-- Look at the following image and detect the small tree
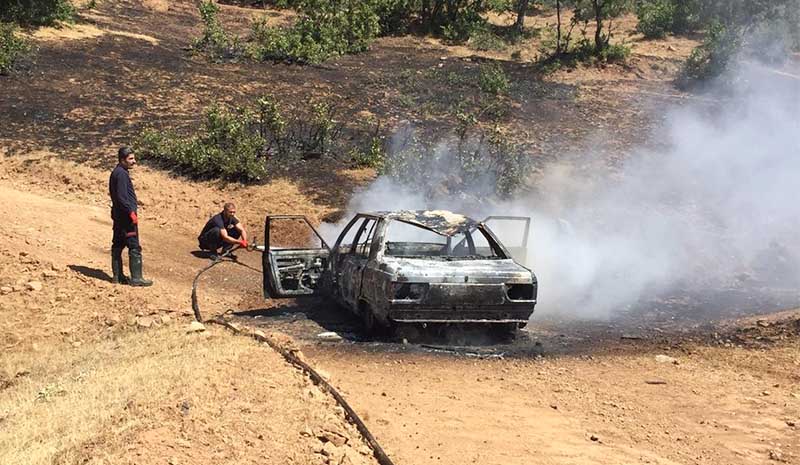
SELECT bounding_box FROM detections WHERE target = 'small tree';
[513,0,531,34]
[573,0,630,52]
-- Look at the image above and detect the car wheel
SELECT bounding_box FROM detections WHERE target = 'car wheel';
[361,303,377,335]
[490,323,519,342]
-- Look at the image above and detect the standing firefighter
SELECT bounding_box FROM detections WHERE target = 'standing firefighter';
[109,146,153,287]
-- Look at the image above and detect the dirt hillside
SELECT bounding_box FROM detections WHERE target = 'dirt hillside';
[1,1,798,465]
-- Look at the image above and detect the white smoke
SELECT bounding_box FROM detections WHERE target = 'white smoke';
[324,58,800,320]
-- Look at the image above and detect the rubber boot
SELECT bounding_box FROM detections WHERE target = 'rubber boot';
[111,248,129,285]
[128,249,153,287]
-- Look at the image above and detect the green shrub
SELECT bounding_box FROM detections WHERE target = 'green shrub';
[0,0,75,25]
[441,7,485,43]
[600,42,631,62]
[350,136,385,169]
[636,0,676,38]
[469,26,507,51]
[137,95,348,181]
[682,22,740,83]
[249,0,380,63]
[478,64,510,94]
[0,22,30,75]
[193,1,243,61]
[137,105,269,181]
[381,128,531,199]
[371,0,417,35]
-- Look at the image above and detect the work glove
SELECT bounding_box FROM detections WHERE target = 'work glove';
[239,239,248,248]
[130,211,138,225]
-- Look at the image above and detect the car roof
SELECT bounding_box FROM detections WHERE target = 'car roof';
[361,210,479,236]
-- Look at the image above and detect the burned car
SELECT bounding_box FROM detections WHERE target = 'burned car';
[262,210,537,334]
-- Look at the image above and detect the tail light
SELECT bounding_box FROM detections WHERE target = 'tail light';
[393,282,429,300]
[505,283,534,300]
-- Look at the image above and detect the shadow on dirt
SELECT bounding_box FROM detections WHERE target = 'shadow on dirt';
[68,264,112,282]
[235,298,541,348]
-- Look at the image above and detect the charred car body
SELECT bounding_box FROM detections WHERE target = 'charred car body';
[262,210,537,334]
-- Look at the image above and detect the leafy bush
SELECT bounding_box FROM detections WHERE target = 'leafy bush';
[599,42,631,62]
[0,0,74,25]
[137,95,346,181]
[0,22,30,75]
[249,0,380,63]
[682,22,740,83]
[193,1,243,61]
[371,0,417,35]
[636,0,677,38]
[478,64,510,94]
[137,105,269,182]
[469,26,508,51]
[350,136,386,169]
[441,7,485,43]
[381,127,531,199]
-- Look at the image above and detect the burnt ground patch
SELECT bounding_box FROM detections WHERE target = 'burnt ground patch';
[0,1,687,213]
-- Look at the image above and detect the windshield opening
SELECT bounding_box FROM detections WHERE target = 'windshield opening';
[384,220,503,259]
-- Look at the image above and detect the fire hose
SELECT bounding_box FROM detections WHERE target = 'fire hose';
[190,244,397,465]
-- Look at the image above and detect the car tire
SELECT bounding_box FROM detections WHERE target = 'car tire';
[490,323,519,342]
[361,302,377,335]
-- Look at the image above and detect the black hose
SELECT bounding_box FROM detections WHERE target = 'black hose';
[189,250,398,465]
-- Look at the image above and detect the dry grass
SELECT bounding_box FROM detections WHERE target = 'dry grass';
[0,326,252,464]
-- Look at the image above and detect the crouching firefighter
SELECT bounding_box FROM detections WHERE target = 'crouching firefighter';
[109,146,153,287]
[198,203,248,260]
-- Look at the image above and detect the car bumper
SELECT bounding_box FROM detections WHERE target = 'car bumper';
[388,304,535,324]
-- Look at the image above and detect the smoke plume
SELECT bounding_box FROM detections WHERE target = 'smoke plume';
[327,58,800,320]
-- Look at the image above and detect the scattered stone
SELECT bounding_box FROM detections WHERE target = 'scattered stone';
[105,315,121,327]
[769,449,786,462]
[317,331,343,341]
[159,314,171,325]
[11,285,24,292]
[655,354,678,365]
[550,404,558,410]
[317,429,348,447]
[42,270,58,278]
[252,329,266,339]
[187,321,206,333]
[590,434,599,442]
[762,390,770,396]
[0,286,12,295]
[136,316,155,328]
[786,420,796,427]
[321,441,342,459]
[26,281,43,292]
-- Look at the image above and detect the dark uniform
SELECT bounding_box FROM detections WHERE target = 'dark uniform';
[109,164,140,254]
[198,212,241,252]
[109,162,151,286]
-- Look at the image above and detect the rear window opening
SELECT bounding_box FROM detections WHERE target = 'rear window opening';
[384,220,504,260]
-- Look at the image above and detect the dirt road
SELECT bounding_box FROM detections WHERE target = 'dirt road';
[2,158,797,465]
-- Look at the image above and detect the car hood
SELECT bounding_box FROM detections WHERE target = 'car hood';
[381,257,534,284]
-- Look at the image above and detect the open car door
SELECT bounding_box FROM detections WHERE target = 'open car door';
[482,216,530,266]
[263,215,330,298]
